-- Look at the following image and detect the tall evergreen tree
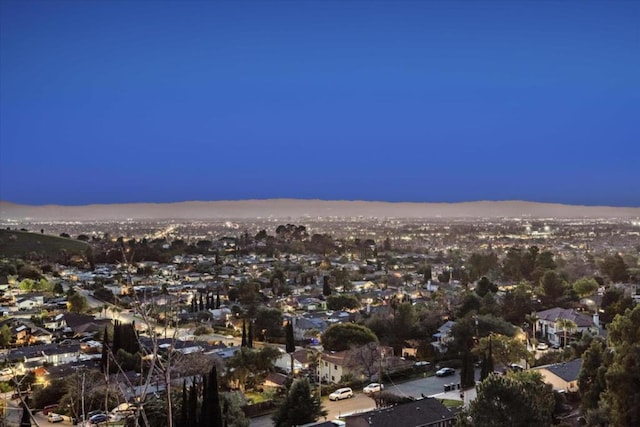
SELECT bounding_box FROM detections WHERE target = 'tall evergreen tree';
[285,321,295,375]
[241,320,247,347]
[101,326,109,373]
[199,294,204,311]
[272,378,326,427]
[179,380,188,427]
[200,374,210,427]
[113,320,121,354]
[188,378,199,427]
[460,351,475,388]
[248,321,254,349]
[322,276,331,296]
[216,289,221,309]
[209,365,223,427]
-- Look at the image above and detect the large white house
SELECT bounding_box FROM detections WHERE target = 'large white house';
[535,308,599,347]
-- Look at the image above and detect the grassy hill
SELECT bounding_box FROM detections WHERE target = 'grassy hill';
[0,229,89,259]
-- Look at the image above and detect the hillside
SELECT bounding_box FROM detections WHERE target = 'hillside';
[1,199,639,221]
[0,229,89,259]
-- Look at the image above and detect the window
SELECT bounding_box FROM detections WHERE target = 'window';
[334,364,338,369]
[331,376,335,381]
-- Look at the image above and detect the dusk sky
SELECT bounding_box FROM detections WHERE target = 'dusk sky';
[1,1,638,207]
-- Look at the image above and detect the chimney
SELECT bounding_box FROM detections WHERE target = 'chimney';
[593,313,600,328]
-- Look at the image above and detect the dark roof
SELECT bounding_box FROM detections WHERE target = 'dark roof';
[345,397,454,427]
[535,308,594,328]
[544,358,583,382]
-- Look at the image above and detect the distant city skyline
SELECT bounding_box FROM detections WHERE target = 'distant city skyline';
[1,1,638,207]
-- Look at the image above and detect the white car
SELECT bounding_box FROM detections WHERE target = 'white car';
[363,383,384,394]
[47,413,64,423]
[329,387,354,401]
[536,343,549,351]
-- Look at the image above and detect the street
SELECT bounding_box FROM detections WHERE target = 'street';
[250,369,474,427]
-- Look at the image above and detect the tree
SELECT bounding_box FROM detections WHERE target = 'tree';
[345,342,382,382]
[578,339,608,412]
[241,320,247,347]
[322,276,332,296]
[539,271,567,307]
[600,254,629,283]
[602,304,640,426]
[572,277,599,298]
[320,323,378,352]
[254,307,284,342]
[326,294,359,310]
[473,334,530,368]
[53,282,64,294]
[272,378,327,427]
[462,371,554,427]
[67,291,88,313]
[0,324,11,348]
[475,276,497,297]
[556,319,577,348]
[460,351,475,388]
[285,321,295,375]
[205,365,223,427]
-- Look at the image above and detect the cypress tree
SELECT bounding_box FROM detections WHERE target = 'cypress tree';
[486,335,495,375]
[179,380,187,427]
[101,326,109,373]
[241,320,247,347]
[285,321,295,375]
[322,276,331,296]
[216,289,221,309]
[209,365,223,427]
[188,378,198,427]
[200,374,210,427]
[113,320,121,354]
[199,294,204,311]
[248,320,254,348]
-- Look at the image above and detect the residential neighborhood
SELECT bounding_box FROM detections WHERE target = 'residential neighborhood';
[0,216,639,427]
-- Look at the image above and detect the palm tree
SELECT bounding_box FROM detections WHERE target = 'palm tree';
[525,313,540,343]
[557,319,577,348]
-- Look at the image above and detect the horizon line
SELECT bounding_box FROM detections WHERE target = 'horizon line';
[2,198,639,210]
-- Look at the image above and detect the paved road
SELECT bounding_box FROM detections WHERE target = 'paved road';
[250,369,476,427]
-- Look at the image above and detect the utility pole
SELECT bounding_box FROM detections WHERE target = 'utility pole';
[378,349,384,407]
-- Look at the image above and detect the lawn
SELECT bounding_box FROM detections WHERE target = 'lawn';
[0,229,89,258]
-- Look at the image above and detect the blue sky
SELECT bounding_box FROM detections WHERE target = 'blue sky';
[1,1,638,206]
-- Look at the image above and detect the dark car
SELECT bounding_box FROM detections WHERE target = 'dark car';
[435,367,455,377]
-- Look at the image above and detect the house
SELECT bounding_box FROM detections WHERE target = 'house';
[63,312,111,336]
[43,313,66,331]
[533,358,583,393]
[432,320,456,353]
[535,308,598,347]
[292,316,327,341]
[275,348,311,374]
[16,295,44,310]
[345,397,455,427]
[317,351,353,385]
[262,372,288,390]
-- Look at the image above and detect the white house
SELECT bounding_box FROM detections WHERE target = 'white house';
[317,350,353,385]
[16,295,44,310]
[432,320,456,353]
[535,308,598,347]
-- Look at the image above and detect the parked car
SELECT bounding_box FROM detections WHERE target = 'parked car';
[87,410,105,418]
[536,343,549,351]
[509,363,525,372]
[47,413,64,423]
[414,361,431,368]
[435,367,455,377]
[89,413,109,424]
[43,404,59,415]
[329,387,354,401]
[363,383,384,394]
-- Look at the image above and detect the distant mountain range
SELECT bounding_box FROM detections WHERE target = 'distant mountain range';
[1,200,639,221]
